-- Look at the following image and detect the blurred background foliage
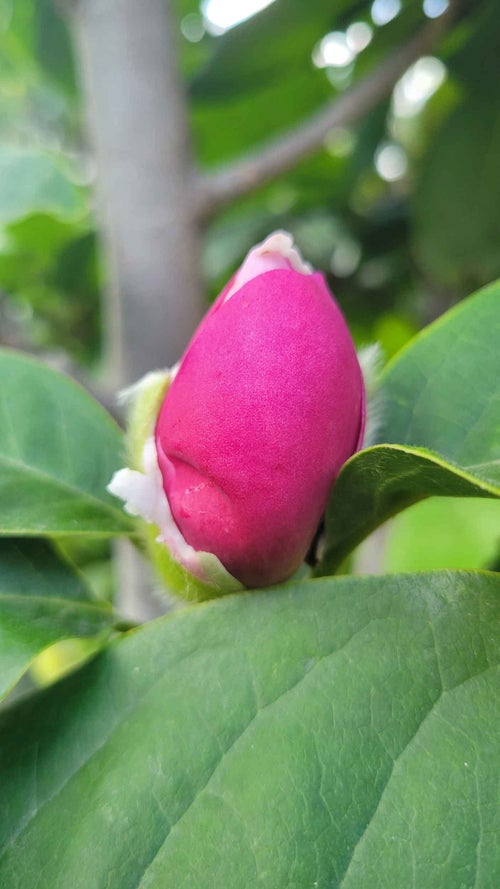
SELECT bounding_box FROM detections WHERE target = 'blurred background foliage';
[0,0,498,578]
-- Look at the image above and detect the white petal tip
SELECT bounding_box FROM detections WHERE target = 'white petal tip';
[258,230,313,274]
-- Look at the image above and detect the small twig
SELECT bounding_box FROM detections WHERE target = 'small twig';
[195,6,456,219]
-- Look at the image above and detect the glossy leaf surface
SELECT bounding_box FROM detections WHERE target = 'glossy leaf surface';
[319,282,500,573]
[0,571,498,888]
[319,444,499,574]
[0,350,134,537]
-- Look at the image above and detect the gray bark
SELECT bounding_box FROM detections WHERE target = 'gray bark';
[72,0,203,388]
[70,0,203,618]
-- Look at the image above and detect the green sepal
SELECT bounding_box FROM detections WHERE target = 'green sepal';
[145,526,244,603]
[123,370,171,470]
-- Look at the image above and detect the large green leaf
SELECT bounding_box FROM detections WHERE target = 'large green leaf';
[0,571,498,887]
[0,539,114,702]
[0,350,134,537]
[319,282,500,573]
[377,282,500,473]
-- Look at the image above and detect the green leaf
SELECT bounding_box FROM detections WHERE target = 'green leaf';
[447,0,499,97]
[0,349,134,537]
[0,537,90,601]
[413,94,500,289]
[192,55,331,165]
[0,148,85,225]
[0,571,498,887]
[2,213,86,267]
[319,444,499,574]
[0,539,113,702]
[318,282,500,573]
[191,0,360,165]
[34,0,77,96]
[378,282,500,477]
[192,0,337,101]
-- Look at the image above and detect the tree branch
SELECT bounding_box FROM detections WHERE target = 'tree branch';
[196,7,456,218]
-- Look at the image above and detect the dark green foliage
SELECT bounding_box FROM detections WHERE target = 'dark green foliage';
[0,2,499,885]
[0,349,134,537]
[0,572,498,887]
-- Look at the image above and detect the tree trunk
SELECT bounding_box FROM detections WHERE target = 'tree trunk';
[71,0,202,388]
[71,0,202,618]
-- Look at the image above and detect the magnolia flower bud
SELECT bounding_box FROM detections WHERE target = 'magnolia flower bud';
[109,232,365,597]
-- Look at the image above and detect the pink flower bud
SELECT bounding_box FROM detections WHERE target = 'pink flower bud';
[109,232,365,593]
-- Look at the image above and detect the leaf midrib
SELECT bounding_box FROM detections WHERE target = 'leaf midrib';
[136,633,497,888]
[135,617,402,888]
[0,599,494,888]
[340,444,500,497]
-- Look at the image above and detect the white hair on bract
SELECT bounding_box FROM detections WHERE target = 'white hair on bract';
[358,342,386,448]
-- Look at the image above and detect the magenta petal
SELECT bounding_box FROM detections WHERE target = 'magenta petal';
[155,267,364,588]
